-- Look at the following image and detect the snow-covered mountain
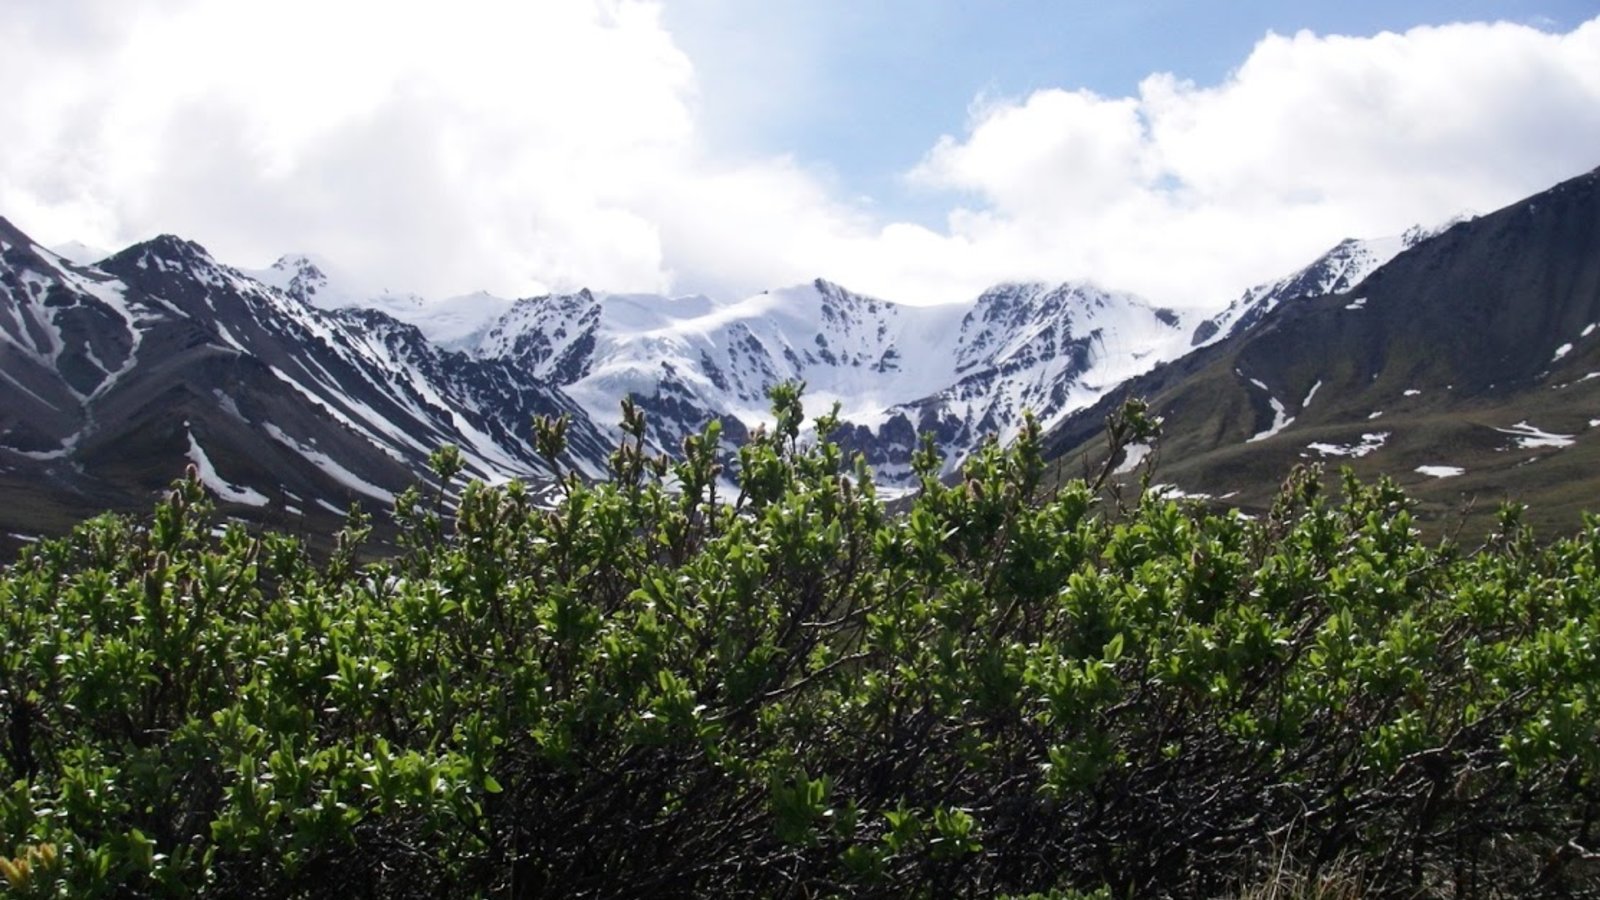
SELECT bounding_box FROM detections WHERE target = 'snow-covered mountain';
[1,218,612,547]
[48,240,112,267]
[458,278,1194,479]
[906,281,1190,445]
[1190,216,1473,348]
[246,253,514,347]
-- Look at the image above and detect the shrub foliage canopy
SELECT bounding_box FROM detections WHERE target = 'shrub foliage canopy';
[1,386,1598,897]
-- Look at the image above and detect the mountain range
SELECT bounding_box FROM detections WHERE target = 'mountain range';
[3,165,1596,552]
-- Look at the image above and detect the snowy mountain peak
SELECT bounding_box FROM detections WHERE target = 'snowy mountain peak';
[1188,218,1472,349]
[966,280,1173,323]
[270,252,318,273]
[49,240,112,267]
[1402,212,1474,248]
[265,253,330,305]
[473,290,603,383]
[135,234,216,269]
[810,277,884,312]
[241,253,503,347]
[957,281,1183,374]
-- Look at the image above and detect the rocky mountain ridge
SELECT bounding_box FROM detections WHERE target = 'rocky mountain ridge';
[2,215,1207,547]
[7,163,1581,551]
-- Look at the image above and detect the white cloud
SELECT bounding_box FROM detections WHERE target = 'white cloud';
[1,6,1598,309]
[896,17,1600,306]
[0,0,695,296]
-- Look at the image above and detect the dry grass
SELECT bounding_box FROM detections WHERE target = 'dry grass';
[1229,842,1367,900]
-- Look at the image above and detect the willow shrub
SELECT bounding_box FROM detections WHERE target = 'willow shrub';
[1,385,1598,898]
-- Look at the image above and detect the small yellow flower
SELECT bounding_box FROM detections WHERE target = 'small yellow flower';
[29,843,57,870]
[0,855,32,889]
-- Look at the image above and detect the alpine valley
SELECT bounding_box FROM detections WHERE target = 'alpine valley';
[3,165,1597,551]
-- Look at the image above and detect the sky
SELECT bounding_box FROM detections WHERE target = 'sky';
[2,1,1598,310]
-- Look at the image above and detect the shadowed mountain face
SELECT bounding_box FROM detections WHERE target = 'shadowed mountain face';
[0,224,610,553]
[1045,166,1600,536]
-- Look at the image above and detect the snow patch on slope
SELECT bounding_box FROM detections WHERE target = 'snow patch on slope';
[1114,442,1153,475]
[185,430,269,506]
[1149,483,1212,501]
[1301,381,1322,408]
[1306,432,1388,458]
[1245,378,1294,443]
[1496,422,1575,450]
[262,423,396,503]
